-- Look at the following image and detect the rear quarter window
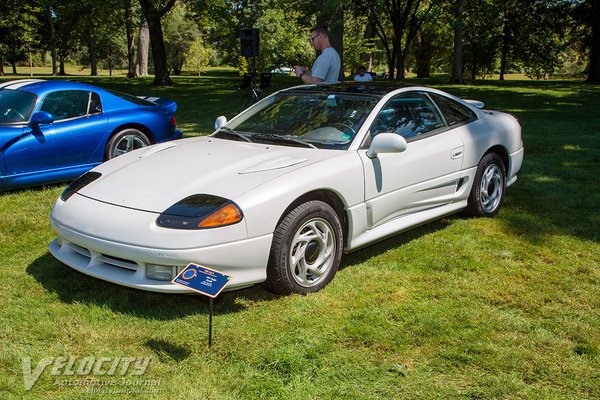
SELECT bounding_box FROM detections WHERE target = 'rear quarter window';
[430,93,477,126]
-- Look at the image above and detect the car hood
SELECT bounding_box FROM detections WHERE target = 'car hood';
[79,136,338,212]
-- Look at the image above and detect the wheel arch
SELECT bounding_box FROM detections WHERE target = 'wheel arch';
[482,145,509,173]
[277,189,349,247]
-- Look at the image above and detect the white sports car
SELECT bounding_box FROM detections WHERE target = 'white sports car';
[49,83,524,294]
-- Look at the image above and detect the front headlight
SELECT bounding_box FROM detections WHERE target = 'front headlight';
[156,194,243,230]
[60,172,102,201]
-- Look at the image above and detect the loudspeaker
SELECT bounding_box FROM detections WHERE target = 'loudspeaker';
[240,28,259,57]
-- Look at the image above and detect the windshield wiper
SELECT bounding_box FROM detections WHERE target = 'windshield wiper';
[251,133,317,149]
[214,127,252,143]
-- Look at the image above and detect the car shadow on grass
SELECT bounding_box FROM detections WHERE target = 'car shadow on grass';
[27,253,285,319]
[27,221,450,319]
[340,218,453,269]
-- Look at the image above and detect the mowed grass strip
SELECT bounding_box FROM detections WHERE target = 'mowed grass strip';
[0,74,598,399]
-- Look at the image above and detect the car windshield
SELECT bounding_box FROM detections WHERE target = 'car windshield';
[226,91,380,149]
[106,89,156,106]
[0,89,37,124]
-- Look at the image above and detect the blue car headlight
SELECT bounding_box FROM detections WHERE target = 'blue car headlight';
[60,172,102,201]
[156,194,243,230]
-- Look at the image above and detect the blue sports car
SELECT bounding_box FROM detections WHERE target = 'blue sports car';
[0,79,182,192]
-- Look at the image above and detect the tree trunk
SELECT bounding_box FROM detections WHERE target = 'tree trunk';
[330,4,344,81]
[499,14,510,81]
[413,32,432,78]
[89,41,98,76]
[587,0,600,82]
[499,38,508,80]
[126,1,137,78]
[396,49,406,80]
[136,18,149,76]
[449,0,467,84]
[46,5,58,76]
[138,0,175,85]
[59,57,66,75]
[316,0,344,81]
[471,49,477,80]
[51,48,58,76]
[360,20,375,71]
[0,55,4,75]
[146,16,172,85]
[388,46,396,80]
[11,62,17,75]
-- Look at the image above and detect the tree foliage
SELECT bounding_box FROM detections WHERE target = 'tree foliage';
[163,2,201,75]
[0,0,594,82]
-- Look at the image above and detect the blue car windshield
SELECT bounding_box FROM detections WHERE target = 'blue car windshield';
[0,89,37,124]
[227,91,380,149]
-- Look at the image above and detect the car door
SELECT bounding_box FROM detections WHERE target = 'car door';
[4,90,108,175]
[358,91,465,229]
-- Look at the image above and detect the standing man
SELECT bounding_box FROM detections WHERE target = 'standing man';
[294,26,341,84]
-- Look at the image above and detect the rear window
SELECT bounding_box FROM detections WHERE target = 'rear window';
[107,89,156,106]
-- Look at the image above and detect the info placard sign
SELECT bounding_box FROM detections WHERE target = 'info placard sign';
[171,263,232,298]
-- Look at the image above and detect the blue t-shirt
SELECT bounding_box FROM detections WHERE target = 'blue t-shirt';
[311,47,341,83]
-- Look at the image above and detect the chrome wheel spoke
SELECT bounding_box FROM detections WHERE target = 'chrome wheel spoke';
[295,260,309,284]
[479,164,504,212]
[289,217,336,288]
[113,133,148,157]
[126,135,135,151]
[290,241,308,266]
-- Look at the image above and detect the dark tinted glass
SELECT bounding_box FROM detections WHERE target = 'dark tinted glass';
[0,89,37,123]
[40,90,90,120]
[107,89,156,106]
[370,92,444,140]
[88,92,102,114]
[430,93,476,126]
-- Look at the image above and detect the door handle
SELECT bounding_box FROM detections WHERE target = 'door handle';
[451,147,463,159]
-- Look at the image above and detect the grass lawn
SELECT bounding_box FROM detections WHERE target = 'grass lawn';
[0,72,598,399]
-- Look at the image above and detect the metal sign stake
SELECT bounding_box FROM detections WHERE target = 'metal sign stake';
[171,263,232,350]
[208,297,214,348]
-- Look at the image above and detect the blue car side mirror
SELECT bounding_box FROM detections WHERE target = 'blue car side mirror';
[29,111,54,128]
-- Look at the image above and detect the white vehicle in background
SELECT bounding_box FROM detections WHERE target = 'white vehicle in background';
[49,83,524,295]
[270,66,294,74]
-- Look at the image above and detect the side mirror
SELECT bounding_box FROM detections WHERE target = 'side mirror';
[214,116,227,130]
[366,132,407,158]
[29,111,54,128]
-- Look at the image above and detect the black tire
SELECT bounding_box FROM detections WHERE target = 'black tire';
[105,128,150,160]
[465,153,506,217]
[264,201,344,295]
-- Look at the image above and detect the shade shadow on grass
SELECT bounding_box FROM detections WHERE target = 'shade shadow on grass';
[340,218,453,268]
[27,253,284,319]
[145,339,192,362]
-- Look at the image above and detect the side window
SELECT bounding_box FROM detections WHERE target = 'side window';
[88,92,102,114]
[40,90,90,120]
[430,93,476,126]
[369,92,445,140]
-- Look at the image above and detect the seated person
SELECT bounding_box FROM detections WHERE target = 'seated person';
[354,66,373,82]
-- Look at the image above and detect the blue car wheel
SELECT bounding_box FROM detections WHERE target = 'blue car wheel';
[105,128,150,159]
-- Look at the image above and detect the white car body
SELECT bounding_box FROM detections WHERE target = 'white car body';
[49,84,524,293]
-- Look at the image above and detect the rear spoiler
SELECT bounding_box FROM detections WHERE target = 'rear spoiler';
[137,96,177,114]
[465,99,484,109]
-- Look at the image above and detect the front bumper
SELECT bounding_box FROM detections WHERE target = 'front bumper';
[49,218,271,293]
